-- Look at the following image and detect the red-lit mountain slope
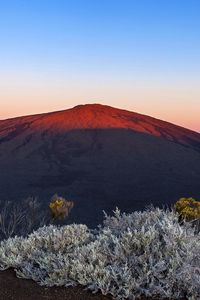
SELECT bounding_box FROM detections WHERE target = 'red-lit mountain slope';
[0,104,199,148]
[0,104,200,226]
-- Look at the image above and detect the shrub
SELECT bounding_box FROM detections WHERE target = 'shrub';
[49,194,74,220]
[0,207,200,299]
[175,197,200,220]
[0,197,50,240]
[0,194,74,240]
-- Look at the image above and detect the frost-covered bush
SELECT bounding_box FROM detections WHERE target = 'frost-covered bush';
[0,208,200,299]
[0,224,92,284]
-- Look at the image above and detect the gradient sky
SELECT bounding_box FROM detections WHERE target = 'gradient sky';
[0,0,199,132]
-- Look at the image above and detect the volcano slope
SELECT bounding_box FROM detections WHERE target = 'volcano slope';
[0,104,200,226]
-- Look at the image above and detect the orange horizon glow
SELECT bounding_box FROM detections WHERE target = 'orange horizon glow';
[0,99,199,133]
[0,73,199,133]
[0,1,199,133]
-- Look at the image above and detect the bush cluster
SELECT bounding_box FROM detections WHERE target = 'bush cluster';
[49,194,74,220]
[0,195,74,240]
[175,197,200,221]
[0,207,200,299]
[0,197,50,239]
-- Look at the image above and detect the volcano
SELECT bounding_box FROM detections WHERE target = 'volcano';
[0,104,200,226]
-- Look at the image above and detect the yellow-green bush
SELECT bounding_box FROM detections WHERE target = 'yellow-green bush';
[175,197,200,221]
[49,194,74,220]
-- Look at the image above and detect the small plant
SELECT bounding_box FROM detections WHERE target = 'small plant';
[0,197,50,240]
[49,194,74,220]
[174,197,200,221]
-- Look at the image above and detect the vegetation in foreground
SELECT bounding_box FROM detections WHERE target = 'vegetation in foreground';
[0,195,74,240]
[0,202,200,300]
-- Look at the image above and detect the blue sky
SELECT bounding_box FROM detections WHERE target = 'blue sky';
[0,0,199,131]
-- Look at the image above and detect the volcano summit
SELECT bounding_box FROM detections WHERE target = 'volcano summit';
[0,104,200,226]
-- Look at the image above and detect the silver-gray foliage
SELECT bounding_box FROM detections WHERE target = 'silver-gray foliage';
[0,208,200,299]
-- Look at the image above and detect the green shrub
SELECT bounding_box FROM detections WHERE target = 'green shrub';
[174,197,200,221]
[49,194,74,220]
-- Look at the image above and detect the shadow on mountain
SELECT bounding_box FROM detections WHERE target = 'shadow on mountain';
[0,127,200,227]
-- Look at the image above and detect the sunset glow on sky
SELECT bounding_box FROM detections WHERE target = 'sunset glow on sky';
[0,0,199,132]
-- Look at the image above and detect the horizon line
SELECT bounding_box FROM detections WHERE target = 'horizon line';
[0,103,199,134]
